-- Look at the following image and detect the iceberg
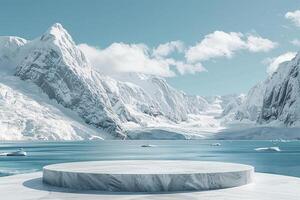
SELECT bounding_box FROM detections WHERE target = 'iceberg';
[254,146,281,152]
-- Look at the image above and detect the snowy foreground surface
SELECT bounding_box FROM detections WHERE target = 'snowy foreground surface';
[1,172,300,200]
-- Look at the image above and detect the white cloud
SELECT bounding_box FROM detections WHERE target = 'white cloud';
[246,35,277,52]
[185,31,277,63]
[285,10,300,27]
[79,31,276,77]
[79,42,206,77]
[291,39,300,46]
[185,31,245,63]
[264,52,297,75]
[79,43,176,77]
[153,40,184,57]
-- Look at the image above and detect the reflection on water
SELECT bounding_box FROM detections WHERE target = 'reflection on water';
[0,140,300,177]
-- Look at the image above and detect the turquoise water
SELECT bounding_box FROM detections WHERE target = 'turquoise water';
[0,140,300,177]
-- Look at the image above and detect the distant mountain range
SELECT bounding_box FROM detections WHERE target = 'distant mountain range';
[1,23,300,140]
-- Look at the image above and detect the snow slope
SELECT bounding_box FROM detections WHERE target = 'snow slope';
[0,72,110,140]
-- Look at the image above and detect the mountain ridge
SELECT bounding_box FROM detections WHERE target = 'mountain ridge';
[2,23,300,140]
[0,23,215,140]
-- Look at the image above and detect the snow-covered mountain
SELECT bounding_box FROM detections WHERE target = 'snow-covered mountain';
[0,23,213,140]
[111,73,209,123]
[0,74,109,140]
[0,36,27,75]
[0,34,113,140]
[230,52,300,128]
[233,81,267,122]
[218,94,246,123]
[14,24,125,138]
[4,23,299,141]
[258,54,300,126]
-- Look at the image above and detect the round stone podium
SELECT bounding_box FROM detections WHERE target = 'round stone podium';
[43,160,254,192]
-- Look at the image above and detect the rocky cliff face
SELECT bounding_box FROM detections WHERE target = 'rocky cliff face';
[259,55,300,126]
[15,23,125,138]
[232,52,300,127]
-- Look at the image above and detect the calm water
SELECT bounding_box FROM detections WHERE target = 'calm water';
[0,140,300,177]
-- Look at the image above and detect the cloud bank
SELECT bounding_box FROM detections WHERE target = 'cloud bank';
[186,31,277,63]
[79,43,176,77]
[79,31,276,77]
[79,41,206,77]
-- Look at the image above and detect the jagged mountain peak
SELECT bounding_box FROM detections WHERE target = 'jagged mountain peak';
[40,23,74,44]
[14,23,126,138]
[49,22,64,31]
[37,23,90,70]
[19,24,90,76]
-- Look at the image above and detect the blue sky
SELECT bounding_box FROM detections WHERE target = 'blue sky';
[1,0,300,95]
